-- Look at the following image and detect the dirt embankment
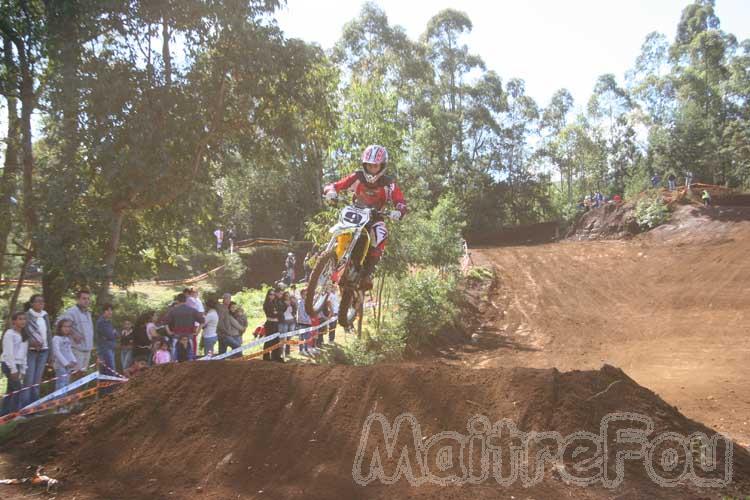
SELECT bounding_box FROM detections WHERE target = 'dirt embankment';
[465,204,750,450]
[3,362,749,499]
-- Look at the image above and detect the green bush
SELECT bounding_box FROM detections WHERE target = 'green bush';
[466,266,494,283]
[397,268,458,346]
[212,253,248,293]
[635,195,671,229]
[319,319,406,366]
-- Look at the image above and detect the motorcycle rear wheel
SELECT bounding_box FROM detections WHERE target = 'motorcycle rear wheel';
[338,288,363,329]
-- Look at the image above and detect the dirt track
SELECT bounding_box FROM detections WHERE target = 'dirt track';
[458,204,750,447]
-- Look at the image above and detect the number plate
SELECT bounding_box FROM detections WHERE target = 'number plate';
[339,206,369,226]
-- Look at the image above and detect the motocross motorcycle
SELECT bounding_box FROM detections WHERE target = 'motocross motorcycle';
[305,202,387,332]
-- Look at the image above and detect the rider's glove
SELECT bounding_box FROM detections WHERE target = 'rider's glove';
[325,190,338,201]
[389,210,402,221]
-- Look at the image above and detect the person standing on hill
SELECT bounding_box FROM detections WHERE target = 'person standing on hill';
[651,172,662,189]
[702,190,712,207]
[685,170,693,189]
[667,173,676,191]
[58,290,95,373]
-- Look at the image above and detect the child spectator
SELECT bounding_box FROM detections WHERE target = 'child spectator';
[176,336,193,362]
[124,359,148,378]
[51,319,78,412]
[119,320,134,370]
[133,310,157,364]
[1,312,29,416]
[153,340,171,365]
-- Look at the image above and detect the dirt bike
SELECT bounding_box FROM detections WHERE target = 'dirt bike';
[305,202,388,334]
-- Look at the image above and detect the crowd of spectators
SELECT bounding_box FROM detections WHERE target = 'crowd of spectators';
[1,284,339,417]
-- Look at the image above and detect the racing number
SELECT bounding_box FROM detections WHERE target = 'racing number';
[342,209,364,225]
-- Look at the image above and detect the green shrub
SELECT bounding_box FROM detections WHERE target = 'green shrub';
[212,253,248,293]
[319,319,406,366]
[635,195,671,229]
[397,268,458,346]
[466,266,494,283]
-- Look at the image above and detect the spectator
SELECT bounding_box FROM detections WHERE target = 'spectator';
[21,294,51,407]
[285,252,296,284]
[225,302,246,358]
[667,173,677,191]
[594,191,603,208]
[164,293,204,360]
[685,170,693,189]
[279,291,297,358]
[297,288,312,355]
[58,290,95,373]
[228,227,236,254]
[303,252,313,282]
[262,289,282,362]
[175,336,193,362]
[214,228,224,251]
[651,172,662,188]
[51,319,77,412]
[327,288,340,343]
[133,310,158,363]
[96,304,118,387]
[124,359,148,378]
[153,340,171,365]
[119,320,134,371]
[184,287,204,355]
[202,297,219,356]
[702,190,712,207]
[216,293,244,356]
[1,312,28,416]
[315,294,332,350]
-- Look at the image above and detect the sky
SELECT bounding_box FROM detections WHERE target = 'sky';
[275,0,750,108]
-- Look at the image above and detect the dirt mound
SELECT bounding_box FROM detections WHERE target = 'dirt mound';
[4,362,749,499]
[567,202,640,240]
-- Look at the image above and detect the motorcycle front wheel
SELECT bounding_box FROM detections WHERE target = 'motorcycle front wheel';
[305,250,336,315]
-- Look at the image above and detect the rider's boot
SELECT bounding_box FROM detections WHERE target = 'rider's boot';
[359,253,380,291]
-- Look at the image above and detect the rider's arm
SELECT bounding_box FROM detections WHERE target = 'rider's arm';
[323,172,359,195]
[390,183,408,218]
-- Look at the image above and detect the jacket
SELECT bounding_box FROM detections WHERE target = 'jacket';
[59,305,94,351]
[324,171,407,217]
[24,309,51,351]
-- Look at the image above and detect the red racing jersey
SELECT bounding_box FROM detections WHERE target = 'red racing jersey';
[324,171,407,216]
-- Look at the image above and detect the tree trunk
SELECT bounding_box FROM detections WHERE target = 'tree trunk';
[162,17,171,87]
[19,41,37,234]
[99,209,126,302]
[6,248,33,328]
[0,37,20,281]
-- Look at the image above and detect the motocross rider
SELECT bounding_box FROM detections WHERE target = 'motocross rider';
[323,145,407,290]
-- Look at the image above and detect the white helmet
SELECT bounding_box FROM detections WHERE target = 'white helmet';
[361,145,388,184]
